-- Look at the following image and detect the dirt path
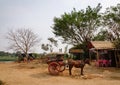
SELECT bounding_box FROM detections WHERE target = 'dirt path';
[0,61,120,85]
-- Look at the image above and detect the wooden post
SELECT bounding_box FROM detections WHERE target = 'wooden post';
[96,49,99,61]
[89,50,92,62]
[114,49,118,67]
[118,55,120,67]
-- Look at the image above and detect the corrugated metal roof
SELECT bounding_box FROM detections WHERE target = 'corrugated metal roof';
[90,41,115,49]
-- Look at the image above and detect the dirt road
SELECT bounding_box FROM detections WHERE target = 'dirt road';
[0,61,120,85]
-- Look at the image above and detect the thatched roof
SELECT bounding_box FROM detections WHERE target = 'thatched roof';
[69,49,84,53]
[90,41,115,49]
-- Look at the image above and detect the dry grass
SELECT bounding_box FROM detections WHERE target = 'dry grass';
[0,60,120,85]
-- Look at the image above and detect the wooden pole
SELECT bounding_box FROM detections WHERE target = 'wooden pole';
[114,49,118,67]
[96,49,99,61]
[89,50,92,62]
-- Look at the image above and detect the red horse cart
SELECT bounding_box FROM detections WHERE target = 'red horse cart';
[46,53,66,75]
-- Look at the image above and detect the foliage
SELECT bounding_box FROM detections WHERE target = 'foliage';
[0,51,17,61]
[41,44,49,51]
[0,56,17,61]
[64,45,68,53]
[52,3,102,45]
[0,51,16,57]
[103,3,120,48]
[103,3,120,41]
[48,37,58,47]
[0,51,11,56]
[52,4,102,59]
[32,53,40,58]
[92,30,108,41]
[113,39,120,49]
[41,37,58,52]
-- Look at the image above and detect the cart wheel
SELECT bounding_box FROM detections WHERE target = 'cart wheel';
[48,62,60,75]
[58,61,65,72]
[59,65,65,72]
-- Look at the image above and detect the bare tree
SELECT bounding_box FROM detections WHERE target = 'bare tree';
[6,28,40,56]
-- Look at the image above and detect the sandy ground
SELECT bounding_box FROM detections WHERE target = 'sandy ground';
[0,60,120,85]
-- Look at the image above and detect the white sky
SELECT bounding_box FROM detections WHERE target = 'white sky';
[0,0,120,53]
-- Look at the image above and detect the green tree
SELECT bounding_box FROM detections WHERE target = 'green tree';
[103,3,120,41]
[113,39,120,49]
[48,37,58,47]
[52,4,102,58]
[52,4,102,46]
[103,3,120,48]
[92,30,109,41]
[48,37,58,52]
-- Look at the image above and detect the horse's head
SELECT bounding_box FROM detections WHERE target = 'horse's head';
[84,58,91,65]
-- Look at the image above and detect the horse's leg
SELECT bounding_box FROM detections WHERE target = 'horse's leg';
[81,67,84,75]
[69,65,73,75]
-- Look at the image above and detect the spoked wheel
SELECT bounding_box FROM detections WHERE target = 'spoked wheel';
[48,62,60,75]
[58,62,65,72]
[59,65,65,72]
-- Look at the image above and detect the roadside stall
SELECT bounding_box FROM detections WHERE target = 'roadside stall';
[88,41,120,67]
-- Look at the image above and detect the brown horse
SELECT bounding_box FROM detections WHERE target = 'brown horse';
[68,58,90,75]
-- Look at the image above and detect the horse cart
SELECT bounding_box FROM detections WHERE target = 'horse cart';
[46,53,66,75]
[46,52,90,75]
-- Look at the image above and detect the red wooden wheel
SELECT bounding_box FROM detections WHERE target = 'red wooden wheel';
[48,62,60,75]
[58,62,65,72]
[59,65,65,72]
